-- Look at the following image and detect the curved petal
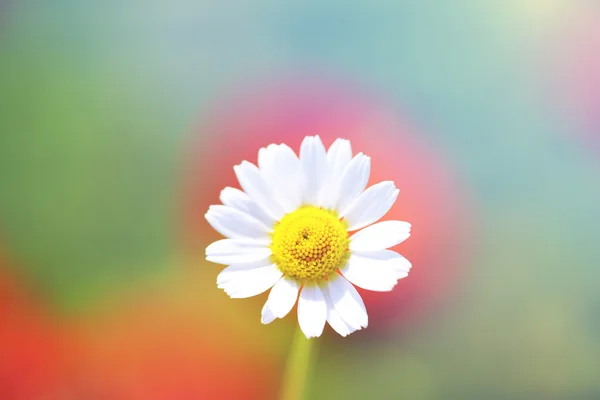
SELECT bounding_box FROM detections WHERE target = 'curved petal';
[219,187,276,228]
[299,135,327,206]
[234,161,285,221]
[327,138,353,179]
[342,181,399,231]
[261,304,277,324]
[205,205,271,240]
[336,153,371,215]
[261,277,300,324]
[340,250,410,292]
[353,249,412,276]
[217,263,282,299]
[258,144,303,213]
[321,138,353,210]
[205,238,271,265]
[322,287,356,337]
[321,276,368,331]
[216,257,274,285]
[349,220,411,252]
[297,284,327,338]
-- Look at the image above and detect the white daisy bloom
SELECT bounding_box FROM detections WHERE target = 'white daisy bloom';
[205,136,412,338]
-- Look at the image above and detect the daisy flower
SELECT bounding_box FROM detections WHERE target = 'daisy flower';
[205,135,412,338]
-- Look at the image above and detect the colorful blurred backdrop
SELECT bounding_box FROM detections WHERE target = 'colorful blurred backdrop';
[1,0,600,399]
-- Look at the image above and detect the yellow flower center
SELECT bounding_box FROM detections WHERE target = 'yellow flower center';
[270,206,350,281]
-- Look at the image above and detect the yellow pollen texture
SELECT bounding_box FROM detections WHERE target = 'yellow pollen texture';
[270,206,350,281]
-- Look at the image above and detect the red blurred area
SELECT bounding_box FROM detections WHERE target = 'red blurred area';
[67,277,278,400]
[183,74,472,334]
[0,252,277,400]
[0,255,72,400]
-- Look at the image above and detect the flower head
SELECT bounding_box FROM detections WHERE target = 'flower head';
[205,135,411,338]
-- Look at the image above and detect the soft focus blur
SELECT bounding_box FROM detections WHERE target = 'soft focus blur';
[1,1,600,399]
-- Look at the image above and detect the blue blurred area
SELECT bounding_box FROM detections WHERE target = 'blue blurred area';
[1,0,600,398]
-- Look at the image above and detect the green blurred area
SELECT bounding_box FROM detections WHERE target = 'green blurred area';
[0,4,186,309]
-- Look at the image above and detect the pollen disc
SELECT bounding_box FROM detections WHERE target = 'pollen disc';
[270,206,350,281]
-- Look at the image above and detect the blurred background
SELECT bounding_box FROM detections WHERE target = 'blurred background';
[1,0,600,399]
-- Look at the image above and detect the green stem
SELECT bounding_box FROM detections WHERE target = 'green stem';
[280,326,316,400]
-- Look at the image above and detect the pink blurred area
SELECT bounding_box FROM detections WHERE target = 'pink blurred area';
[183,74,472,335]
[550,5,600,149]
[0,251,278,400]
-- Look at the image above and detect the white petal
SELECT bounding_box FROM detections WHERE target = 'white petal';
[258,144,303,213]
[219,187,276,227]
[323,288,355,337]
[216,257,273,285]
[261,277,300,324]
[261,304,277,324]
[322,276,368,331]
[342,181,399,231]
[354,249,412,275]
[327,139,353,179]
[234,161,285,221]
[205,238,271,265]
[297,285,327,338]
[299,135,327,206]
[205,205,271,240]
[321,139,353,210]
[341,251,410,292]
[217,263,282,299]
[336,153,371,215]
[349,220,411,252]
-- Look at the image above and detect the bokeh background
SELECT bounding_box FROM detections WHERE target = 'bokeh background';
[1,0,600,399]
